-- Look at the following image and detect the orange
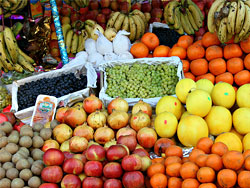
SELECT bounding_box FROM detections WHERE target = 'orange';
[227,57,244,74]
[189,149,205,163]
[224,44,243,59]
[222,150,244,171]
[168,46,186,59]
[206,154,223,171]
[168,177,182,188]
[182,157,190,163]
[187,44,205,60]
[198,183,217,188]
[153,45,170,57]
[196,137,214,154]
[211,142,228,157]
[190,58,208,76]
[244,156,250,170]
[184,72,195,80]
[148,53,153,58]
[197,167,216,183]
[165,145,183,158]
[240,35,250,53]
[208,58,226,76]
[180,162,199,179]
[205,45,223,61]
[238,171,250,188]
[193,40,203,46]
[234,70,250,86]
[141,32,160,51]
[182,178,200,188]
[166,162,182,177]
[177,35,193,49]
[217,169,237,188]
[147,163,165,178]
[201,32,221,48]
[243,150,250,159]
[150,173,168,188]
[195,73,215,84]
[244,53,250,70]
[164,156,182,166]
[130,42,149,58]
[195,154,208,167]
[182,60,190,73]
[215,72,234,85]
[152,157,165,165]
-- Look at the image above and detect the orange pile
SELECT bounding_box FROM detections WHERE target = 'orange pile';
[146,137,250,188]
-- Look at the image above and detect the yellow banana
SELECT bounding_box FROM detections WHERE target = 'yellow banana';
[131,9,148,29]
[85,19,96,27]
[187,0,204,20]
[71,33,79,54]
[227,1,237,34]
[107,12,120,28]
[176,25,184,35]
[128,16,136,41]
[180,12,194,35]
[188,4,203,28]
[136,15,145,37]
[121,16,129,32]
[167,1,180,25]
[62,24,71,41]
[131,15,142,40]
[0,58,8,73]
[239,4,250,41]
[114,13,126,31]
[85,25,93,38]
[65,29,74,54]
[13,63,24,73]
[186,8,198,31]
[218,17,228,43]
[77,30,88,52]
[235,0,246,34]
[173,7,182,30]
[17,48,35,65]
[0,32,14,71]
[17,55,34,72]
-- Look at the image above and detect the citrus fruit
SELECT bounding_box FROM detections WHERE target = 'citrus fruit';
[243,133,250,151]
[180,111,191,120]
[196,79,214,94]
[233,108,250,135]
[215,132,243,152]
[175,78,196,104]
[230,127,244,141]
[236,84,250,108]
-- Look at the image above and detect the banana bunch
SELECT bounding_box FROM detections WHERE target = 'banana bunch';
[106,9,148,42]
[164,0,204,35]
[1,0,28,18]
[0,27,35,73]
[62,23,89,54]
[63,0,89,10]
[208,0,250,43]
[84,19,105,40]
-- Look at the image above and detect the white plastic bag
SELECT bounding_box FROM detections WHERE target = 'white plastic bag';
[113,30,131,54]
[96,31,113,55]
[87,52,104,67]
[85,39,97,54]
[75,51,88,61]
[117,51,133,60]
[104,53,118,61]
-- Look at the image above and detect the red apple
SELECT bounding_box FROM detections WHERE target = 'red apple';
[132,148,150,157]
[60,7,71,17]
[96,14,106,24]
[85,11,96,20]
[92,10,99,18]
[82,177,103,188]
[61,174,81,188]
[79,14,86,22]
[149,17,161,23]
[43,148,64,166]
[100,0,110,8]
[106,145,129,161]
[103,162,123,178]
[152,0,162,8]
[63,151,74,160]
[41,166,63,183]
[110,0,119,11]
[151,8,163,19]
[71,13,80,24]
[64,107,87,128]
[154,138,175,156]
[79,7,89,15]
[140,156,152,171]
[195,27,206,37]
[100,23,106,30]
[141,2,152,13]
[86,145,106,161]
[122,171,144,188]
[63,158,84,175]
[122,154,142,171]
[73,154,87,165]
[196,1,205,11]
[101,8,112,16]
[206,0,214,9]
[131,3,141,11]
[117,135,137,152]
[89,0,99,10]
[84,161,103,177]
[201,10,206,19]
[104,179,122,188]
[69,136,88,153]
[161,0,171,8]
[120,2,129,14]
[39,183,59,188]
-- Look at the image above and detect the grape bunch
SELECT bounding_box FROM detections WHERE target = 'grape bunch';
[105,63,179,98]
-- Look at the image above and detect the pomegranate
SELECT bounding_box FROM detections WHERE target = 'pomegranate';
[86,145,106,161]
[132,100,152,117]
[56,107,68,123]
[84,161,103,177]
[132,148,150,157]
[73,123,94,141]
[140,156,152,171]
[42,140,60,152]
[103,162,123,178]
[122,171,144,188]
[82,177,103,188]
[107,97,129,114]
[137,127,157,149]
[69,136,88,153]
[106,145,129,161]
[104,139,117,150]
[53,124,73,144]
[117,135,137,152]
[83,94,102,114]
[64,107,87,128]
[107,111,129,129]
[130,111,151,132]
[94,126,115,144]
[104,179,122,188]
[87,111,106,129]
[101,109,108,118]
[116,126,137,140]
[121,154,142,171]
[154,138,175,156]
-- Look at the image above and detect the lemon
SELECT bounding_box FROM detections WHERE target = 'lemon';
[186,89,212,117]
[233,107,250,135]
[205,106,232,136]
[177,115,209,147]
[156,96,183,120]
[211,82,235,109]
[243,133,250,151]
[196,79,214,95]
[236,84,250,108]
[215,132,242,152]
[175,78,196,104]
[180,111,191,120]
[154,112,178,138]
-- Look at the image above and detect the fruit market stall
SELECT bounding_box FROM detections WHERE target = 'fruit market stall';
[1,0,250,187]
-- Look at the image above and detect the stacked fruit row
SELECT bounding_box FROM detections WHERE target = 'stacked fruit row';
[1,0,27,18]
